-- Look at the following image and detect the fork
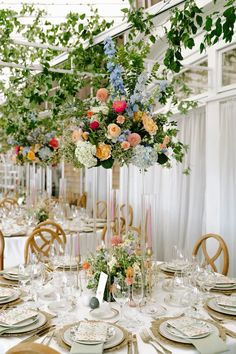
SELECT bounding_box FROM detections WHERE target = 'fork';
[139,330,163,354]
[40,329,55,346]
[142,328,172,354]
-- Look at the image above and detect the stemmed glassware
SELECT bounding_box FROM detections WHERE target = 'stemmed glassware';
[112,276,130,325]
[132,272,144,309]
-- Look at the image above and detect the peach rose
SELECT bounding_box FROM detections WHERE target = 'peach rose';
[72,129,83,142]
[121,141,130,150]
[96,143,111,161]
[111,234,122,246]
[127,133,141,147]
[142,112,158,135]
[82,132,89,140]
[116,115,125,124]
[96,88,109,102]
[27,150,35,161]
[107,123,121,139]
[163,135,170,146]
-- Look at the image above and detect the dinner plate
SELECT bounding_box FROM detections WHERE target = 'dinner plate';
[0,291,20,305]
[212,284,236,291]
[63,322,125,349]
[207,298,236,316]
[0,314,39,329]
[2,273,19,281]
[159,264,187,274]
[159,321,218,344]
[165,321,212,339]
[0,312,47,335]
[89,308,119,320]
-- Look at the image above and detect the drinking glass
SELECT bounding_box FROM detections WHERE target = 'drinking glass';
[112,277,130,325]
[132,272,144,308]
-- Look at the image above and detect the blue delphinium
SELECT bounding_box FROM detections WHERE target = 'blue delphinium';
[104,37,125,96]
[131,145,158,169]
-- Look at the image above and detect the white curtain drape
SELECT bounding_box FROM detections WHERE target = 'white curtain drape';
[122,107,206,261]
[220,99,236,276]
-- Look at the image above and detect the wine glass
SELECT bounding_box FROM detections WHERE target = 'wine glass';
[132,272,144,309]
[112,276,130,325]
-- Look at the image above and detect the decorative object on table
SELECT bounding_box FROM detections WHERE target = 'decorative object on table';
[84,232,141,301]
[192,233,229,275]
[151,316,227,351]
[89,297,100,310]
[55,320,129,352]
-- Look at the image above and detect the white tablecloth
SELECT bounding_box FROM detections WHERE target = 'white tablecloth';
[1,277,236,354]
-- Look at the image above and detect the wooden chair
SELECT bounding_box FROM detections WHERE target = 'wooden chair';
[0,197,18,210]
[34,220,66,244]
[192,233,229,275]
[120,204,133,226]
[6,343,60,354]
[77,192,87,208]
[24,227,66,264]
[0,229,4,270]
[101,217,125,242]
[96,200,107,219]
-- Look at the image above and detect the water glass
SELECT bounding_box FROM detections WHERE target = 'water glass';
[112,277,130,324]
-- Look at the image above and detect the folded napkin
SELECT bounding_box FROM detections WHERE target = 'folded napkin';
[70,342,103,354]
[217,296,236,308]
[191,333,228,354]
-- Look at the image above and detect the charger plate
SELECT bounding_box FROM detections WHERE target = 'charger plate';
[205,301,236,320]
[56,321,128,352]
[151,316,226,350]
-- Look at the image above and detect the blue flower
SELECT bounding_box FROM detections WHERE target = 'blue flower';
[131,145,158,169]
[118,135,126,142]
[22,147,30,156]
[38,147,52,161]
[159,80,169,92]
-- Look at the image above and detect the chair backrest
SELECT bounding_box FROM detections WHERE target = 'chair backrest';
[34,220,66,244]
[96,201,107,219]
[120,204,133,226]
[24,227,66,264]
[192,233,229,275]
[0,229,4,270]
[6,343,60,354]
[77,192,87,208]
[100,217,126,242]
[0,197,18,210]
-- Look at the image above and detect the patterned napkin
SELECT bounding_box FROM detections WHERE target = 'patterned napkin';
[167,317,211,338]
[71,321,108,342]
[0,308,37,326]
[0,288,15,299]
[215,274,235,285]
[217,296,236,308]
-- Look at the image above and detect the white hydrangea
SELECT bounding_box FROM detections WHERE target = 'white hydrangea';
[75,140,97,168]
[91,104,109,115]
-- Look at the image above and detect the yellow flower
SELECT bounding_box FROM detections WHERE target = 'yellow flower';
[27,150,36,161]
[142,112,158,135]
[96,143,111,161]
[133,110,142,122]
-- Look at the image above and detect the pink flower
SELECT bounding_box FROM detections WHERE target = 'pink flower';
[96,88,109,102]
[112,100,127,113]
[127,133,141,147]
[125,277,133,286]
[121,141,130,150]
[111,235,122,246]
[90,121,100,130]
[15,146,20,155]
[49,138,59,149]
[116,115,125,124]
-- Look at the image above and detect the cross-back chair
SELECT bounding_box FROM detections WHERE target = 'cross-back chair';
[77,192,87,209]
[24,227,66,264]
[0,229,4,270]
[192,233,229,275]
[101,217,126,242]
[0,197,18,210]
[34,220,66,243]
[120,204,133,226]
[96,200,107,219]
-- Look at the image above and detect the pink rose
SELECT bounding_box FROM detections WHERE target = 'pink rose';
[96,88,109,102]
[121,141,130,150]
[15,146,20,155]
[116,115,125,124]
[111,235,122,246]
[90,121,100,130]
[127,133,141,147]
[107,123,121,139]
[112,100,127,113]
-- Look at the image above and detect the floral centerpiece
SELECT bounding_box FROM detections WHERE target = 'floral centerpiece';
[6,112,60,165]
[83,233,141,299]
[62,37,186,170]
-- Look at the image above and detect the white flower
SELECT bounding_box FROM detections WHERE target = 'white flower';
[91,104,109,115]
[108,256,117,270]
[75,141,97,168]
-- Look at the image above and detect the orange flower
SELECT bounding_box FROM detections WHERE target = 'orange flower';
[82,261,90,270]
[82,132,89,140]
[121,141,130,151]
[87,111,94,118]
[133,111,142,122]
[96,88,109,102]
[125,266,134,278]
[116,115,125,124]
[107,123,121,139]
[142,112,158,135]
[96,143,111,161]
[27,150,35,161]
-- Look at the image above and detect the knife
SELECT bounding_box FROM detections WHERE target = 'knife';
[132,334,138,354]
[19,324,56,343]
[127,333,133,354]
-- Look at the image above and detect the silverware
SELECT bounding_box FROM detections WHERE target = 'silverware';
[140,330,163,354]
[19,324,56,343]
[145,328,172,354]
[133,334,139,354]
[40,329,55,345]
[127,332,133,354]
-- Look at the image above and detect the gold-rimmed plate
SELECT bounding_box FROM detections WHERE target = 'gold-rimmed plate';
[0,312,47,336]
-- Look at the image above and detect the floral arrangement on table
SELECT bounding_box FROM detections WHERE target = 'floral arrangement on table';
[83,232,141,296]
[62,37,186,170]
[6,112,60,166]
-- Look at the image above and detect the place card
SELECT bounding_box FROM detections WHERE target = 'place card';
[96,272,108,305]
